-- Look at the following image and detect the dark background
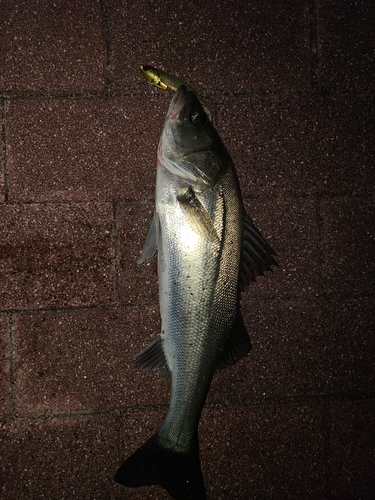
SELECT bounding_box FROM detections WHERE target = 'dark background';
[1,1,374,498]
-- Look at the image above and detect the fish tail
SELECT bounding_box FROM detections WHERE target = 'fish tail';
[114,431,206,500]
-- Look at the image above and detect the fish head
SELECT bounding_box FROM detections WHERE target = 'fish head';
[159,85,231,192]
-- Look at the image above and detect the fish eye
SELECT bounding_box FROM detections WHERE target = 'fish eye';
[189,109,206,126]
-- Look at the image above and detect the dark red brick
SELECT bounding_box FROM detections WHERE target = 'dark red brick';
[324,297,375,397]
[310,95,375,194]
[243,196,320,298]
[0,203,115,310]
[0,171,4,203]
[317,0,375,91]
[115,483,170,500]
[217,95,317,196]
[0,413,124,500]
[6,96,167,203]
[0,314,11,416]
[226,299,331,401]
[107,0,311,93]
[321,195,375,296]
[116,483,170,500]
[330,399,375,499]
[13,306,169,415]
[0,100,4,202]
[217,93,375,198]
[228,297,375,403]
[0,0,105,93]
[200,404,326,499]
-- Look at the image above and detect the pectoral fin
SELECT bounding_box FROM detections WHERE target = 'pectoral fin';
[177,187,219,243]
[138,212,159,264]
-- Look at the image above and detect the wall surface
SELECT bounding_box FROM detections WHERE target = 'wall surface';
[1,1,374,499]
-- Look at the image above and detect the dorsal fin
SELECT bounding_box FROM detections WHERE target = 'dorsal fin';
[239,211,278,291]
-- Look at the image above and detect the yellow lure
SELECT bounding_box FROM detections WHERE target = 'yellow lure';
[140,65,212,121]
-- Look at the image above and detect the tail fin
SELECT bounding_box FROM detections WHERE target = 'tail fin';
[114,431,206,500]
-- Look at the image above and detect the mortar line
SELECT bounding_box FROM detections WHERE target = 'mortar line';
[323,400,333,499]
[308,0,319,88]
[1,97,8,202]
[2,394,373,423]
[3,290,374,317]
[6,313,16,417]
[99,0,113,88]
[118,409,125,462]
[112,200,121,301]
[315,192,327,299]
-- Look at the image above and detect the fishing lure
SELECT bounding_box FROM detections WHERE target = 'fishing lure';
[140,65,212,121]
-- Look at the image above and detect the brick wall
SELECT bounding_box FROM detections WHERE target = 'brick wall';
[1,1,374,498]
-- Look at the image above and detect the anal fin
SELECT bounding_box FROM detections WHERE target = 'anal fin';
[217,309,251,369]
[135,335,171,379]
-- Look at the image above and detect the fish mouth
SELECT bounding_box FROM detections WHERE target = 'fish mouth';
[167,85,190,120]
[175,84,188,100]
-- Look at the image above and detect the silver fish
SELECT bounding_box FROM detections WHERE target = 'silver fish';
[115,85,277,499]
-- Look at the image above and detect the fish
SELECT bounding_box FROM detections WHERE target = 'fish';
[114,84,277,499]
[140,64,212,121]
